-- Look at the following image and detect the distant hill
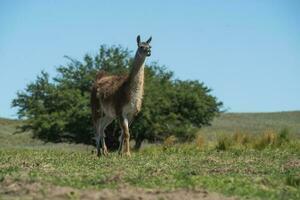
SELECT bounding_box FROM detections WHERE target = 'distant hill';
[0,118,42,147]
[202,111,300,136]
[1,111,300,146]
[0,118,20,135]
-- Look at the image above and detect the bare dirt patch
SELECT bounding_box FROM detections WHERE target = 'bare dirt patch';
[0,178,238,200]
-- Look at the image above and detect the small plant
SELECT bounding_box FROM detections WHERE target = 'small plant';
[286,173,300,187]
[163,135,177,148]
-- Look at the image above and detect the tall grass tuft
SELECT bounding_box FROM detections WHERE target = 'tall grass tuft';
[195,134,205,149]
[163,135,177,149]
[212,128,293,151]
[278,127,290,145]
[252,128,291,150]
[233,131,251,146]
[286,173,300,187]
[216,135,233,151]
[253,129,277,150]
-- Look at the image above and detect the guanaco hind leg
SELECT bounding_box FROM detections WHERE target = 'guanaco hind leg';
[96,116,113,156]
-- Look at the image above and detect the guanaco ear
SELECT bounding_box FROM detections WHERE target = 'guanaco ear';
[137,35,141,46]
[146,36,152,44]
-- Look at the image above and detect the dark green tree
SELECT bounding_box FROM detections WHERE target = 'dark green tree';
[12,45,222,149]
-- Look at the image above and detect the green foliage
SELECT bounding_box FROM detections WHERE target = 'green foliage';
[12,45,222,147]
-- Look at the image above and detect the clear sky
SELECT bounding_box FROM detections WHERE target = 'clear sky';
[1,0,300,118]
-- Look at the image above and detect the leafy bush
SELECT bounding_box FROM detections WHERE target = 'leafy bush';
[12,45,222,149]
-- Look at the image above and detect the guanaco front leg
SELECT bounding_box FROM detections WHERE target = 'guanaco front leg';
[119,116,131,157]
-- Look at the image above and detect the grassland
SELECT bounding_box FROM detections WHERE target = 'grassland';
[0,112,300,200]
[202,111,300,138]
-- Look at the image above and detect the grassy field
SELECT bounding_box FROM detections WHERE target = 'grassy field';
[201,111,300,139]
[0,112,300,200]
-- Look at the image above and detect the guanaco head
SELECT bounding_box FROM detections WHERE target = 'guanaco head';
[136,35,152,57]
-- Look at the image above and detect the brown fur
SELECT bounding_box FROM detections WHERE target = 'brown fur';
[91,53,146,120]
[91,74,129,114]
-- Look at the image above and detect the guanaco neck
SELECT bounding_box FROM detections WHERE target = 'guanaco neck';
[128,51,146,91]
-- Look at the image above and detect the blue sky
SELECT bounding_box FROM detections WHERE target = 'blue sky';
[1,0,300,118]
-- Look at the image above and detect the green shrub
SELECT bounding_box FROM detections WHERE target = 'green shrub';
[12,45,222,149]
